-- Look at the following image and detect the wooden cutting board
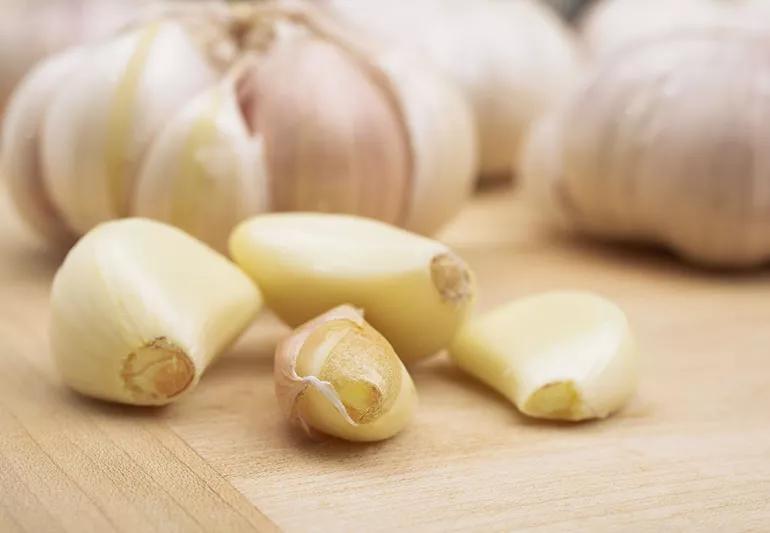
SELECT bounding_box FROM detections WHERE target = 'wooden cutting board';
[1,186,769,532]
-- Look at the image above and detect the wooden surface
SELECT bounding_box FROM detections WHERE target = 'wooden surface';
[1,186,769,532]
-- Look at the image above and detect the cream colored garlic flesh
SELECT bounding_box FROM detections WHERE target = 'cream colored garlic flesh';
[230,213,475,362]
[275,305,417,441]
[50,218,261,405]
[450,291,638,421]
[0,48,84,244]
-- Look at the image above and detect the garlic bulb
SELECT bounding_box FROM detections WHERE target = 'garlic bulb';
[522,30,770,267]
[582,0,770,58]
[324,0,580,179]
[3,1,476,250]
[0,0,145,112]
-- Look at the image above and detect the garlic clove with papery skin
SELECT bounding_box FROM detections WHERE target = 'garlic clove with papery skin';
[50,218,261,406]
[132,75,268,252]
[275,304,417,442]
[1,48,84,245]
[41,20,221,235]
[450,291,638,421]
[230,212,476,363]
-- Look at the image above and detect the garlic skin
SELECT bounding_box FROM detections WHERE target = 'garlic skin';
[50,218,261,405]
[133,76,268,252]
[522,31,770,267]
[325,0,580,179]
[0,0,145,112]
[230,213,475,362]
[42,20,221,235]
[0,48,84,245]
[275,305,417,441]
[581,0,770,58]
[450,292,638,421]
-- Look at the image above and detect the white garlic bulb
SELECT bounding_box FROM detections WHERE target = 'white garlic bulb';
[2,1,476,250]
[324,0,581,179]
[522,30,770,268]
[0,0,146,112]
[582,0,770,58]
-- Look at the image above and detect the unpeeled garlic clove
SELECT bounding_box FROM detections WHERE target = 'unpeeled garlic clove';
[50,218,261,405]
[0,48,84,245]
[230,212,475,363]
[41,19,221,235]
[132,75,268,252]
[275,304,417,442]
[450,291,638,421]
[242,30,412,227]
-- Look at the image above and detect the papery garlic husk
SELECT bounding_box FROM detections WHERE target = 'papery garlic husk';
[0,0,147,112]
[450,291,638,421]
[275,304,417,442]
[581,0,770,58]
[50,218,261,405]
[1,48,85,245]
[132,75,268,252]
[131,3,477,247]
[230,212,476,363]
[41,17,223,236]
[324,0,580,179]
[522,30,770,267]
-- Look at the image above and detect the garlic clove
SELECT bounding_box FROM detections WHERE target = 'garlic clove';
[275,304,417,442]
[50,218,261,405]
[1,48,84,245]
[41,20,220,235]
[229,212,475,363]
[132,76,268,252]
[240,29,412,226]
[450,291,638,421]
[374,52,477,234]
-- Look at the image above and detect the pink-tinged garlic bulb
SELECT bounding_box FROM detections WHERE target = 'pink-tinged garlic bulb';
[323,0,580,180]
[581,0,770,58]
[2,1,476,251]
[274,305,417,442]
[522,31,770,268]
[0,0,147,112]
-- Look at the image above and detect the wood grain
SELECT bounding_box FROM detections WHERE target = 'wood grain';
[1,187,769,531]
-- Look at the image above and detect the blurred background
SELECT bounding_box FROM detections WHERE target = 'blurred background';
[3,0,770,268]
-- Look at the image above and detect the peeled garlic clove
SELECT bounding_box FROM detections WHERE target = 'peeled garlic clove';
[275,305,417,441]
[450,291,638,421]
[230,213,475,362]
[50,218,261,405]
[42,20,220,235]
[1,48,84,245]
[523,31,770,267]
[133,77,268,252]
